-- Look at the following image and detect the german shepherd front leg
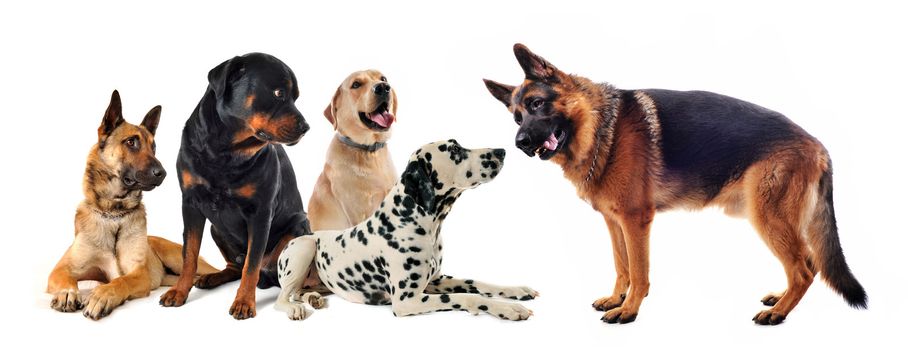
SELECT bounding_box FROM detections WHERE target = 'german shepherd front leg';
[593,214,630,312]
[230,209,273,320]
[160,205,206,307]
[601,207,654,324]
[47,248,81,312]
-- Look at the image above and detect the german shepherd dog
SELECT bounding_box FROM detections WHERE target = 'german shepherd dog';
[159,53,311,320]
[483,44,866,325]
[47,91,218,320]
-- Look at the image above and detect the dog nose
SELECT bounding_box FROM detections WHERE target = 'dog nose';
[373,82,391,96]
[492,148,506,160]
[153,167,166,178]
[298,119,310,135]
[515,132,534,154]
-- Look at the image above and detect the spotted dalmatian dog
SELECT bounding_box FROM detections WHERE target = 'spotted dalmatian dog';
[276,139,538,320]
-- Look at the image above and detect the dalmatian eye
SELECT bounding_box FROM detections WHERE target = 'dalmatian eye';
[351,81,362,89]
[273,89,285,99]
[450,144,461,152]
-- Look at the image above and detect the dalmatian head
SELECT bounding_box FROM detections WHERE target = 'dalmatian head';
[401,139,505,214]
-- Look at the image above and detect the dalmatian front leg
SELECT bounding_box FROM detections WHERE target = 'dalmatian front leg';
[392,290,532,321]
[425,275,539,300]
[275,236,324,320]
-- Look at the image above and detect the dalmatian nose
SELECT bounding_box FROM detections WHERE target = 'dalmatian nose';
[492,148,506,160]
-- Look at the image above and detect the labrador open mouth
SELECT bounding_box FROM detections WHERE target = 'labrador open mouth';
[534,127,566,160]
[358,102,394,131]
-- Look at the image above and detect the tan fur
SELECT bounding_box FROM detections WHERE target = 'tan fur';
[308,70,398,231]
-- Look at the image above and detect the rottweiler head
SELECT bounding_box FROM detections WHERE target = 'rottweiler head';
[401,139,505,213]
[484,44,597,162]
[96,90,166,191]
[209,52,309,146]
[324,70,397,144]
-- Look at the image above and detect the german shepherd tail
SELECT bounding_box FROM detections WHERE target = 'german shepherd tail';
[811,164,867,309]
[148,236,221,283]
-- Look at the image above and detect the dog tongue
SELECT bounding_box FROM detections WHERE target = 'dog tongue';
[369,111,394,128]
[543,132,558,151]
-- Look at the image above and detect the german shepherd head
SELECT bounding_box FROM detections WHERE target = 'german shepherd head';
[85,90,165,208]
[484,44,614,169]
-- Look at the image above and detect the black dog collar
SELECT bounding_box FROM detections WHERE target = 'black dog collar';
[337,134,386,152]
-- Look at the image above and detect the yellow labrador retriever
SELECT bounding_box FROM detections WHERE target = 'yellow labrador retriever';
[309,70,398,231]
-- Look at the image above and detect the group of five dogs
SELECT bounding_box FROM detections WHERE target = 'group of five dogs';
[47,44,866,326]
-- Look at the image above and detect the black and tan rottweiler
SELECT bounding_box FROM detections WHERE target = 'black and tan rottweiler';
[483,44,866,325]
[48,90,218,320]
[159,53,311,320]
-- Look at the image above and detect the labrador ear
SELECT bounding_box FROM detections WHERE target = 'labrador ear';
[323,84,341,129]
[483,79,515,107]
[98,90,124,145]
[207,56,244,100]
[401,159,436,213]
[390,87,398,117]
[141,105,162,135]
[513,43,562,83]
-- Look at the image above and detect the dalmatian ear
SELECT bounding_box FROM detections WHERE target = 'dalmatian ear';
[401,158,436,213]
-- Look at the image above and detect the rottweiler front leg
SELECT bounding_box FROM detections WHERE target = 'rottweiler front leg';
[160,205,206,307]
[230,209,273,320]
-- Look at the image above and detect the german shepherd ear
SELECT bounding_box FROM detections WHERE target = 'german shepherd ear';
[483,79,515,107]
[141,105,162,135]
[323,84,341,129]
[513,43,561,82]
[402,158,436,214]
[208,56,245,100]
[98,90,124,143]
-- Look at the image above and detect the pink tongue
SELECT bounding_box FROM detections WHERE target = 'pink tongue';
[369,111,394,128]
[542,133,558,151]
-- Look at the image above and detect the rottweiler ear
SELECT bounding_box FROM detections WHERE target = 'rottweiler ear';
[401,159,436,213]
[207,56,244,100]
[290,69,300,100]
[483,79,515,107]
[141,105,162,135]
[323,84,341,129]
[98,90,124,142]
[513,43,561,82]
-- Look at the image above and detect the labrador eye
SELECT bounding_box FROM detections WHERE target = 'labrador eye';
[513,112,523,125]
[380,76,387,82]
[351,81,362,89]
[530,99,545,111]
[273,89,285,99]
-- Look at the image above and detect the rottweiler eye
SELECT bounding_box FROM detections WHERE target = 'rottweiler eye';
[351,81,362,89]
[273,89,285,99]
[380,76,387,82]
[513,112,523,125]
[529,98,545,112]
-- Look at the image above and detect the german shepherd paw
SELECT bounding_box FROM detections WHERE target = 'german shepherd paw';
[50,289,82,312]
[592,293,625,311]
[601,306,637,324]
[753,310,786,325]
[82,285,124,320]
[230,299,256,320]
[159,288,188,307]
[500,286,539,301]
[761,292,783,306]
[302,292,327,309]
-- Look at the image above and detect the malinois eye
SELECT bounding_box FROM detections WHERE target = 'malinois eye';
[351,81,362,89]
[124,137,138,149]
[273,89,285,99]
[529,99,545,112]
[513,112,523,125]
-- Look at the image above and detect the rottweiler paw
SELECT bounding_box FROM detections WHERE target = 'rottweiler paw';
[83,285,124,320]
[50,289,82,312]
[159,288,188,307]
[592,293,625,311]
[753,310,786,325]
[230,299,256,320]
[601,306,637,324]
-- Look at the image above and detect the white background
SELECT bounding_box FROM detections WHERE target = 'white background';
[5,1,906,348]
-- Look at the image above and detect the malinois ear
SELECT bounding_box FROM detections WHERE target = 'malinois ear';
[141,105,162,135]
[513,43,562,82]
[483,79,515,107]
[401,158,436,213]
[323,84,341,129]
[98,90,124,144]
[207,55,244,100]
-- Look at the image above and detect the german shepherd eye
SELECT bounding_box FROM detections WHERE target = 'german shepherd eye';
[351,81,362,89]
[273,89,286,100]
[124,137,138,149]
[529,98,545,112]
[513,112,523,125]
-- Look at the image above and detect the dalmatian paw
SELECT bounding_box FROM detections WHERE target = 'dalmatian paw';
[592,293,625,311]
[486,302,533,321]
[50,289,82,312]
[302,292,327,309]
[82,284,125,320]
[498,286,539,301]
[284,301,314,321]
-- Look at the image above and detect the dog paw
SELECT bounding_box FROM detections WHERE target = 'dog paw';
[302,292,327,309]
[230,299,256,320]
[601,306,637,324]
[50,289,82,312]
[761,292,783,306]
[159,288,188,307]
[753,309,786,325]
[499,286,540,301]
[487,302,533,321]
[82,285,124,320]
[284,301,313,321]
[592,293,626,311]
[195,272,233,289]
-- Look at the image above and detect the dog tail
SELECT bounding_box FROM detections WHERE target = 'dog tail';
[807,162,867,309]
[148,235,221,276]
